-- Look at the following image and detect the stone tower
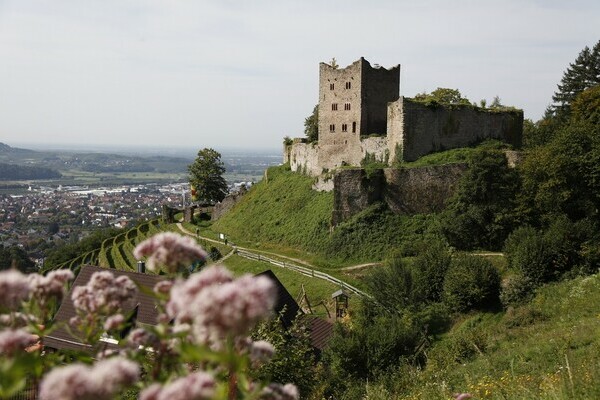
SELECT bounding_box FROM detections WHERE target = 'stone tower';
[318,58,400,146]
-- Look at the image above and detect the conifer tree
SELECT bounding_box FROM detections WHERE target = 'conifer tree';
[550,40,600,118]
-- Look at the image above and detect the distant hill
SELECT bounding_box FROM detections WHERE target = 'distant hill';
[0,142,36,154]
[0,162,62,180]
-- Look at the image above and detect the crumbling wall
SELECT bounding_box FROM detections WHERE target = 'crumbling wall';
[212,188,247,221]
[390,97,523,162]
[288,142,321,176]
[332,164,467,224]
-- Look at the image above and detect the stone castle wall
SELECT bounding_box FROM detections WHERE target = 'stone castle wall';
[212,189,247,221]
[362,61,400,135]
[332,164,467,225]
[390,97,523,162]
[286,136,388,178]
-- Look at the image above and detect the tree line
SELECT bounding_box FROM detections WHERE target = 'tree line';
[0,162,61,180]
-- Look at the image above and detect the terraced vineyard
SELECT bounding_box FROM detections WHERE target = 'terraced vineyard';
[43,219,163,274]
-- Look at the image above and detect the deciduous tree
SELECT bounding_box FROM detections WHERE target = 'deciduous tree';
[304,105,318,142]
[188,148,228,203]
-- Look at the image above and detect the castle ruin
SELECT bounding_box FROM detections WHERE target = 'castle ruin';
[284,57,523,177]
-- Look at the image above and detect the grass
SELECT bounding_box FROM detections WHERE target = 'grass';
[211,165,334,260]
[400,140,510,169]
[209,165,444,267]
[391,272,600,399]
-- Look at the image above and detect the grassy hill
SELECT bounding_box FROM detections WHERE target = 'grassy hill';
[211,165,441,266]
[372,272,600,399]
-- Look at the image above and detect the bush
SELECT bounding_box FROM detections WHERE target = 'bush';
[504,217,599,285]
[504,226,550,285]
[443,254,501,312]
[412,237,451,303]
[208,246,222,261]
[364,253,416,312]
[500,273,535,307]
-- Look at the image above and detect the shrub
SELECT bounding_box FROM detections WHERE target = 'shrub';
[364,253,416,312]
[500,273,535,307]
[208,246,222,261]
[505,217,599,285]
[504,226,549,285]
[443,254,501,312]
[412,237,452,303]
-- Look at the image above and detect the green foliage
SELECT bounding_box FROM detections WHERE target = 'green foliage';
[364,255,416,312]
[519,119,600,221]
[360,152,387,174]
[504,217,599,286]
[413,88,471,106]
[324,312,424,382]
[282,136,293,146]
[252,316,316,397]
[550,40,600,119]
[304,105,319,143]
[212,165,332,255]
[43,228,120,269]
[0,245,36,273]
[208,246,222,261]
[188,148,228,203]
[571,84,600,127]
[442,254,501,312]
[499,272,535,307]
[412,237,452,304]
[324,205,439,263]
[441,147,520,250]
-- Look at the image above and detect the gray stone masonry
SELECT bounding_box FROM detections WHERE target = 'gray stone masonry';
[285,58,523,177]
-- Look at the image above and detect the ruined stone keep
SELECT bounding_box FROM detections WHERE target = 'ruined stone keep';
[284,58,523,176]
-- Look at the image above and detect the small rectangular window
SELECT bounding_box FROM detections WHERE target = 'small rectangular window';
[329,124,335,132]
[342,124,348,132]
[330,83,334,90]
[344,103,351,110]
[331,103,338,111]
[352,122,356,133]
[345,82,351,89]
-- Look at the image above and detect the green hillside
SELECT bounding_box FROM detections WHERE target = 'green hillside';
[212,165,333,251]
[367,272,600,399]
[211,165,440,266]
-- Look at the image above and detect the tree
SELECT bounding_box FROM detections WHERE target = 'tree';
[304,105,318,142]
[441,147,521,250]
[571,84,600,126]
[0,245,36,273]
[188,148,228,203]
[550,40,600,119]
[413,88,471,106]
[519,119,600,221]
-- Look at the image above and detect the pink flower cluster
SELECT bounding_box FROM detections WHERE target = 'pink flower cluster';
[126,327,159,349]
[260,383,300,400]
[0,328,37,355]
[166,265,277,344]
[0,269,30,310]
[140,372,216,400]
[39,357,139,400]
[71,271,137,315]
[103,314,125,331]
[249,340,276,366]
[28,269,74,306]
[134,232,208,273]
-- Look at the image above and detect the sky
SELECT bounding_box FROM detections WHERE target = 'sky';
[0,1,599,151]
